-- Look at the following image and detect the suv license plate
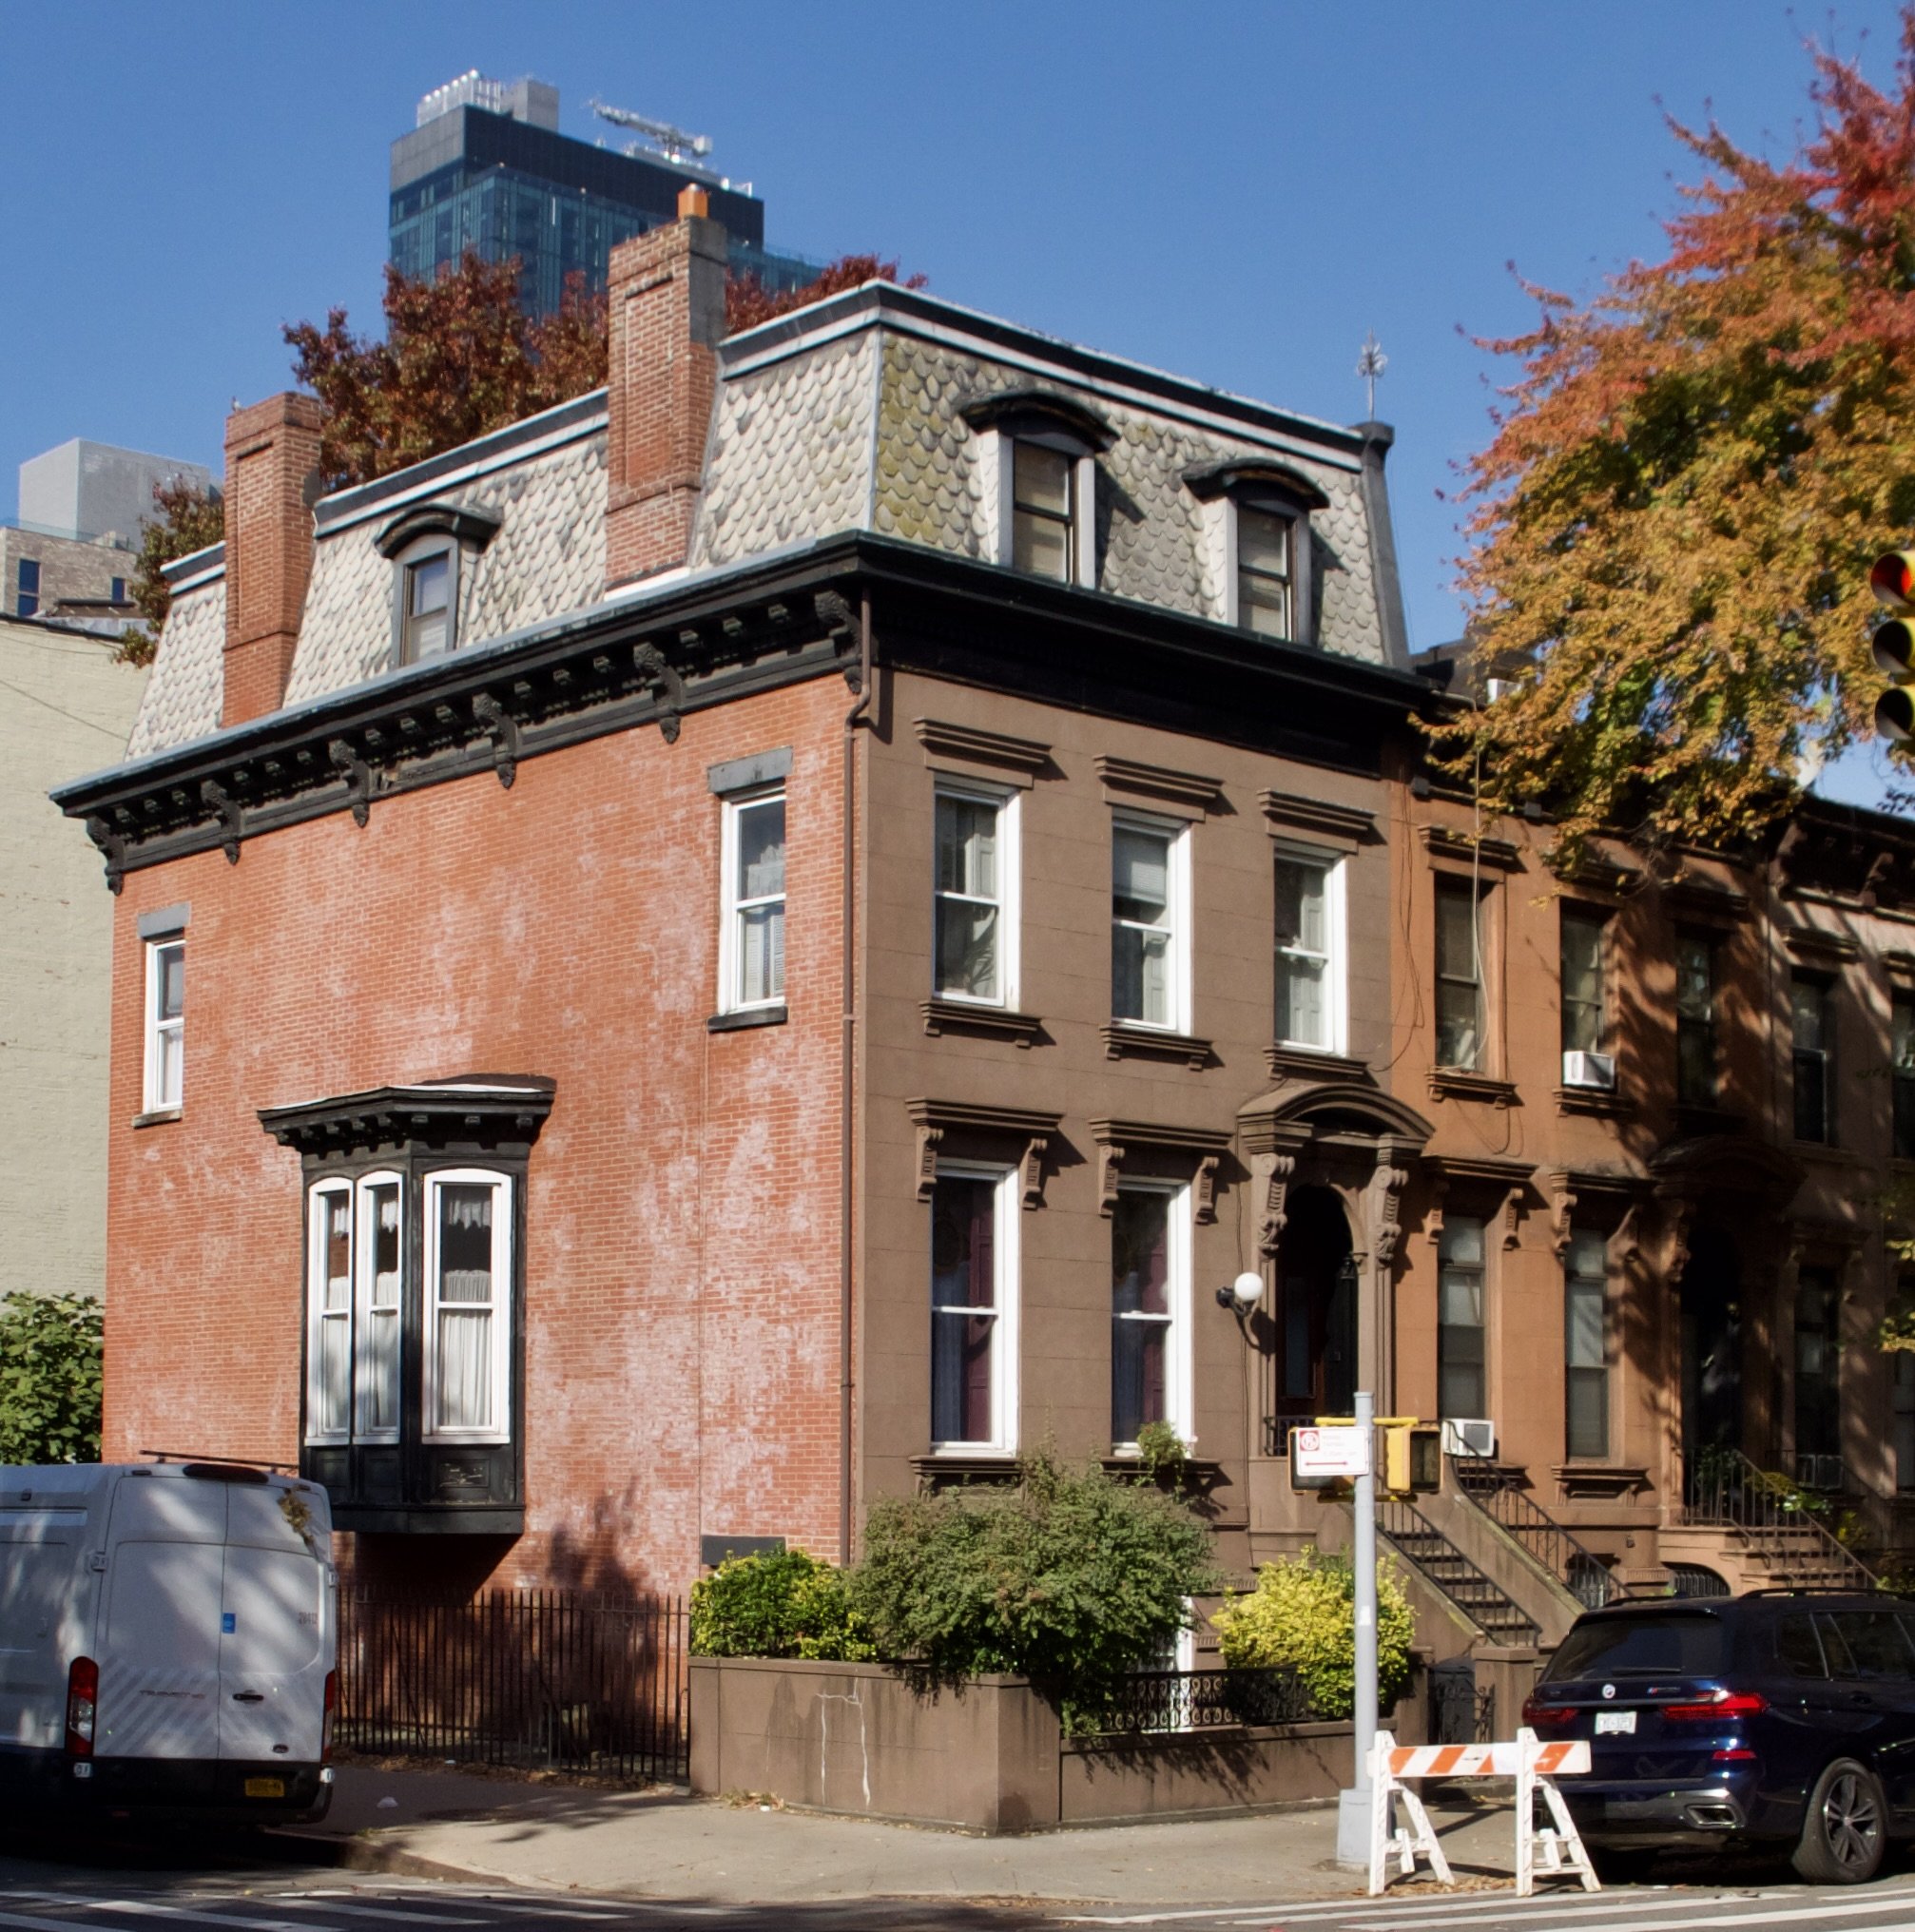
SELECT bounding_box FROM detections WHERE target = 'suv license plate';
[244,1776,286,1799]
[1595,1710,1635,1735]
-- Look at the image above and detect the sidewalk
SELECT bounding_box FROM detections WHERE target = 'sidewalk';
[288,1763,1522,1909]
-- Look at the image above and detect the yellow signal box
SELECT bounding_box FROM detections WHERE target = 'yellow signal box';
[1290,1417,1441,1496]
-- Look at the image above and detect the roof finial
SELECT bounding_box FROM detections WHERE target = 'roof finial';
[1357,330,1387,419]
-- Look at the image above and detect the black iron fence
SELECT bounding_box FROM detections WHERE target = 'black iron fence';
[1099,1667,1316,1735]
[1453,1459,1617,1609]
[336,1589,688,1783]
[1680,1445,1876,1590]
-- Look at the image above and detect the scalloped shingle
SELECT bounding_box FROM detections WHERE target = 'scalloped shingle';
[126,580,225,758]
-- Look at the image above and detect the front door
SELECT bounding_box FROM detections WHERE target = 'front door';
[1273,1187,1356,1444]
[1680,1226,1743,1497]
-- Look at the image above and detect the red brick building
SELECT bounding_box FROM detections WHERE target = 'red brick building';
[57,205,1915,1661]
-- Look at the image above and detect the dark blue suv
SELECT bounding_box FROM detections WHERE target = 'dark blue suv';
[1523,1593,1915,1884]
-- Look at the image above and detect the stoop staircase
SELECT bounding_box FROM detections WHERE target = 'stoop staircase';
[1377,1495,1540,1647]
[1674,1448,1877,1593]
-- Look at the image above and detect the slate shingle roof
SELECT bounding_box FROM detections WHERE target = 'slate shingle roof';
[124,286,1400,760]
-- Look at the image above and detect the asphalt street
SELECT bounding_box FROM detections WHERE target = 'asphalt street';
[9,1841,1915,1932]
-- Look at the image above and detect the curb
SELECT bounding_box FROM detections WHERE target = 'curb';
[269,1830,515,1888]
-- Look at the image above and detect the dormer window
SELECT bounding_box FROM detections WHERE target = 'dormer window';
[403,549,454,661]
[1013,442,1075,581]
[959,388,1114,591]
[1184,459,1328,646]
[1235,504,1294,638]
[375,501,503,670]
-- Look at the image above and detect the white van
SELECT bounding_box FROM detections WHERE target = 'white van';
[0,1459,337,1821]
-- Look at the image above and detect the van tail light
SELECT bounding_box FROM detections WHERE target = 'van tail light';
[1520,1695,1576,1728]
[1663,1690,1767,1722]
[322,1670,337,1762]
[65,1656,99,1758]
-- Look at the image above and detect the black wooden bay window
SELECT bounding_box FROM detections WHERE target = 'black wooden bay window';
[260,1075,554,1534]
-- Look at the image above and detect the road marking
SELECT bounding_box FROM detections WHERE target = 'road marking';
[64,1903,339,1932]
[267,1907,484,1927]
[1360,1891,1915,1932]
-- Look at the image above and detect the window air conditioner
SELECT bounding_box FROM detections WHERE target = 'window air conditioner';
[1561,1050,1616,1091]
[1442,1419,1497,1459]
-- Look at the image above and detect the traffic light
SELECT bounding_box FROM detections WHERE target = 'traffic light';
[1382,1423,1441,1496]
[1870,551,1915,742]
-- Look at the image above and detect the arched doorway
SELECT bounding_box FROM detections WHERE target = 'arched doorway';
[1680,1225,1742,1492]
[1270,1186,1356,1445]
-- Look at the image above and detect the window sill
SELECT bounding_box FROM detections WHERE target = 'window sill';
[708,1004,787,1034]
[1266,1044,1368,1084]
[1551,1462,1651,1499]
[908,1452,1021,1490]
[131,1106,183,1130]
[1426,1068,1518,1109]
[920,997,1044,1048]
[1555,1084,1631,1120]
[1100,1021,1214,1070]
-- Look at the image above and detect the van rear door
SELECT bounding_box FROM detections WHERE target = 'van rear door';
[100,1478,224,1783]
[218,1483,330,1768]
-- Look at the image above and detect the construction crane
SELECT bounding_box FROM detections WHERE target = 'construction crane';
[588,98,712,164]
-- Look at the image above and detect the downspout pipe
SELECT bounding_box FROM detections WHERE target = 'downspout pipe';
[840,592,873,1565]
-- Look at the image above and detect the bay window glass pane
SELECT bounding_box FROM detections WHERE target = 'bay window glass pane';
[1439,1216,1486,1420]
[935,794,1001,1001]
[435,1185,495,1432]
[315,1192,352,1439]
[360,1183,401,1436]
[1112,1191,1171,1442]
[931,1174,997,1444]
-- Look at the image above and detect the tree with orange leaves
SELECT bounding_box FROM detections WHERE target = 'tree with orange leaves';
[1433,15,1915,864]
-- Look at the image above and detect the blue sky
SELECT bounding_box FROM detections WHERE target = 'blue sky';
[3,1,1906,804]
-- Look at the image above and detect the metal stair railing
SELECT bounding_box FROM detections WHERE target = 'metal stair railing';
[1377,1495,1541,1646]
[1682,1446,1877,1590]
[1454,1459,1616,1610]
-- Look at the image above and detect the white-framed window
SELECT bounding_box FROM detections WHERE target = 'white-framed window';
[985,430,1096,589]
[144,936,184,1112]
[422,1169,513,1444]
[719,789,787,1012]
[1434,879,1487,1072]
[395,541,456,664]
[933,782,1018,1006]
[929,1163,1018,1452]
[1112,813,1190,1032]
[1111,1182,1192,1449]
[303,1169,406,1448]
[1272,845,1345,1053]
[1234,504,1296,639]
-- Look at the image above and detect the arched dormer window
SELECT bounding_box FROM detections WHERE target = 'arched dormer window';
[1183,459,1329,646]
[959,389,1114,590]
[375,502,503,667]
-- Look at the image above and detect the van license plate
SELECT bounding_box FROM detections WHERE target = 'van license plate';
[244,1777,286,1799]
[1595,1710,1635,1735]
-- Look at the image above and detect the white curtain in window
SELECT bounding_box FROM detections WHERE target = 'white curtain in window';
[435,1185,496,1432]
[314,1191,352,1439]
[358,1183,402,1437]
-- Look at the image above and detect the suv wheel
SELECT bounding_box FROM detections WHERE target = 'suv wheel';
[1792,1758,1886,1884]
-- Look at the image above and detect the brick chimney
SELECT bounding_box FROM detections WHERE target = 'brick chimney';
[222,393,323,727]
[605,188,726,587]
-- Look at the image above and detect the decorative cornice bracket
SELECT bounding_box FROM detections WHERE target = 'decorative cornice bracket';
[471,693,521,789]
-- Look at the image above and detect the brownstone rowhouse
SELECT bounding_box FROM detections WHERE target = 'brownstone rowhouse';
[60,206,1915,1639]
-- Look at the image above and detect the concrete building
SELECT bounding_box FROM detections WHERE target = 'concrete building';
[54,205,1915,1703]
[1,614,147,1303]
[391,70,817,320]
[5,439,212,631]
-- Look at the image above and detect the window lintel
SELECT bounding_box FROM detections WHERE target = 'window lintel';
[1181,457,1329,512]
[375,501,503,561]
[959,387,1114,454]
[261,1076,555,1161]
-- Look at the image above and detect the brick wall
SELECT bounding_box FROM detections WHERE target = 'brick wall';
[222,395,322,727]
[105,674,848,1596]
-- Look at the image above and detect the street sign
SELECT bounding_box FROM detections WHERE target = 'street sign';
[1291,1423,1370,1480]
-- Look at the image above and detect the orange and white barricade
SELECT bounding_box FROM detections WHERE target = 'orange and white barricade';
[1367,1727,1599,1899]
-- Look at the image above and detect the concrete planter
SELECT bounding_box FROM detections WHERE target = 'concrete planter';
[690,1655,1393,1832]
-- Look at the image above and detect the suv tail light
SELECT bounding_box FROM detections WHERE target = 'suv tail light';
[65,1656,98,1757]
[322,1670,338,1761]
[1521,1695,1576,1727]
[1663,1690,1766,1722]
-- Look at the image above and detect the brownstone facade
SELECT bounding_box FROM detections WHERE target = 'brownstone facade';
[60,213,1915,1671]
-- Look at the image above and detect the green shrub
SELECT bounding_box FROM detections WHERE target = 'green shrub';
[0,1293,103,1465]
[1210,1546,1414,1720]
[850,1450,1220,1732]
[1132,1419,1189,1484]
[690,1549,875,1661]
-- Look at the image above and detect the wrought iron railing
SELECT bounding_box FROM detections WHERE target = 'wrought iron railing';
[1681,1446,1876,1591]
[1378,1495,1541,1645]
[1454,1459,1616,1609]
[336,1588,689,1783]
[1430,1662,1496,1745]
[1101,1667,1316,1735]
